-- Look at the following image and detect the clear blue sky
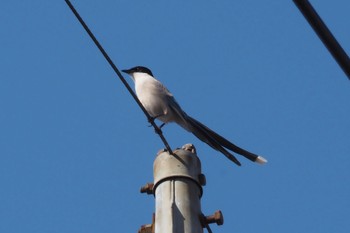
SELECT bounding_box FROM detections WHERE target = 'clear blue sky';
[1,1,349,232]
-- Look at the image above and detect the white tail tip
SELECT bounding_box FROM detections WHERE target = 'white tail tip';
[256,156,268,164]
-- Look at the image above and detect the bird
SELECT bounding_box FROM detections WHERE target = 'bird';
[122,66,267,166]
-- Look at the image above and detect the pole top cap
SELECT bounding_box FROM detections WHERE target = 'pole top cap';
[153,144,204,195]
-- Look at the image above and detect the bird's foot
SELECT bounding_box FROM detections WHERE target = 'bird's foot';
[147,116,156,127]
[147,115,166,135]
[147,123,166,135]
[147,114,165,127]
[154,126,163,135]
[148,114,164,123]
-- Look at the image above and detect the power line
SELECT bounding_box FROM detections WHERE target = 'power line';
[64,0,173,154]
[293,0,350,80]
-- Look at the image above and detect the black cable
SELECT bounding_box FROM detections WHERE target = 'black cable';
[64,0,173,153]
[200,214,213,233]
[293,0,350,80]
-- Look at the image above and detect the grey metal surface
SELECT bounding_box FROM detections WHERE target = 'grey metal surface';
[153,144,203,233]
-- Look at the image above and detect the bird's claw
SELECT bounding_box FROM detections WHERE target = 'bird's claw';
[147,114,166,129]
[154,126,163,135]
[147,116,156,127]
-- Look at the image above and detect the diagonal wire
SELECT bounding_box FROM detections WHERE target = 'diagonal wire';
[64,0,173,154]
[293,0,350,80]
[200,214,213,233]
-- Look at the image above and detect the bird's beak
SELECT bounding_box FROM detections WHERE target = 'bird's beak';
[121,69,131,74]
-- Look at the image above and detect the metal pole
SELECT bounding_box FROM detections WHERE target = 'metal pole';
[293,0,350,80]
[139,144,224,233]
[153,144,204,233]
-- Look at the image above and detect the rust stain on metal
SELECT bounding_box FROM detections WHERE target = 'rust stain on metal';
[138,224,152,233]
[138,213,155,233]
[205,210,224,226]
[140,183,154,195]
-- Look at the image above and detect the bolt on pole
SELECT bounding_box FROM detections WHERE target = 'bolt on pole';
[139,144,224,233]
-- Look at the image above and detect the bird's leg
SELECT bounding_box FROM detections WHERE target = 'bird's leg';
[151,122,167,135]
[147,114,166,135]
[147,113,165,127]
[153,125,163,135]
[159,122,166,129]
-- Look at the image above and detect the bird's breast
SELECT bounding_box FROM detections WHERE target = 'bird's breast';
[135,79,171,122]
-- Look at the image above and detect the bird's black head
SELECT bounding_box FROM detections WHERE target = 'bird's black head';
[122,66,153,77]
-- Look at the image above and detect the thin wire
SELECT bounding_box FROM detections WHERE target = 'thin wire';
[64,0,173,154]
[293,0,350,80]
[200,214,213,233]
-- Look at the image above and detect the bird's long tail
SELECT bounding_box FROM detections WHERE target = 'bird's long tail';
[183,116,267,166]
